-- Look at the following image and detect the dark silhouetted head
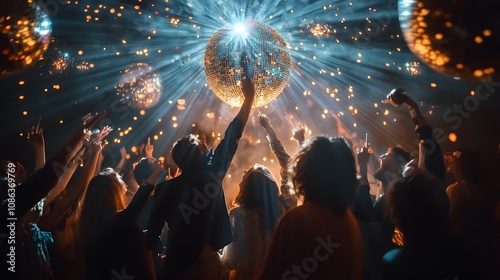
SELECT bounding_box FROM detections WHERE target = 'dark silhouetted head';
[171,134,208,172]
[292,135,358,213]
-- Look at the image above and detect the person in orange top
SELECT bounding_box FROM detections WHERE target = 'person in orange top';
[258,136,363,280]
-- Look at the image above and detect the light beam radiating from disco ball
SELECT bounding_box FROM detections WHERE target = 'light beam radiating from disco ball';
[0,0,52,77]
[204,19,292,107]
[398,0,500,81]
[116,63,162,109]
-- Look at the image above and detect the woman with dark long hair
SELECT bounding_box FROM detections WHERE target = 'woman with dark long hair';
[221,163,281,280]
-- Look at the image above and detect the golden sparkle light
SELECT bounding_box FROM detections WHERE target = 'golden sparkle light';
[405,61,421,76]
[307,23,334,38]
[204,19,292,108]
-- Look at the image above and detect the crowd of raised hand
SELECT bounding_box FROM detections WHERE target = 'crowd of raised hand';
[2,79,500,280]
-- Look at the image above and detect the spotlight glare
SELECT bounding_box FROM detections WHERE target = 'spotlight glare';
[233,23,247,36]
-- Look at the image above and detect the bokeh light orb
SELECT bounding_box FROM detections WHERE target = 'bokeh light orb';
[398,0,500,81]
[204,19,292,107]
[0,0,52,77]
[116,63,162,109]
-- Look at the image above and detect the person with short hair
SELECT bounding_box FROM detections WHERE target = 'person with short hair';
[147,75,256,280]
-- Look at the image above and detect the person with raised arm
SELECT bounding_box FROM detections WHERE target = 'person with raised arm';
[258,114,298,214]
[384,88,445,181]
[147,62,256,279]
[382,169,475,280]
[0,111,106,278]
[1,111,106,220]
[114,146,129,176]
[365,89,448,279]
[259,136,363,280]
[131,137,169,277]
[41,127,111,280]
[26,124,46,172]
[220,162,281,280]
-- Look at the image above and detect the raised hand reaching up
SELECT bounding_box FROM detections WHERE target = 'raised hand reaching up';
[259,114,272,129]
[27,124,46,171]
[292,126,306,146]
[93,125,113,145]
[27,125,45,150]
[145,137,154,158]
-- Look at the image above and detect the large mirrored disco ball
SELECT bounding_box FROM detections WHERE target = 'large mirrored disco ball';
[0,0,52,77]
[116,63,162,110]
[204,19,292,107]
[398,0,500,81]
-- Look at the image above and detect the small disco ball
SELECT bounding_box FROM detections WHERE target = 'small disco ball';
[116,62,162,109]
[405,61,422,76]
[37,38,75,75]
[0,0,52,77]
[204,19,292,107]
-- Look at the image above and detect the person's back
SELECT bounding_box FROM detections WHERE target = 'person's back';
[447,180,492,240]
[382,235,471,280]
[80,168,156,280]
[259,136,364,280]
[152,171,231,277]
[148,127,238,279]
[223,207,269,280]
[444,148,498,277]
[147,74,256,279]
[221,163,281,280]
[382,169,476,280]
[85,217,154,280]
[262,202,363,279]
[365,146,412,280]
[371,145,412,238]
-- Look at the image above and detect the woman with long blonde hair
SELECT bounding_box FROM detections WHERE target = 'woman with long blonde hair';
[79,163,162,280]
[221,163,281,280]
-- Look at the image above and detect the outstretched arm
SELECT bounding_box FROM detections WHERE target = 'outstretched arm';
[144,137,154,159]
[259,114,291,187]
[211,65,256,175]
[114,146,128,175]
[259,114,291,168]
[357,146,371,186]
[292,127,306,147]
[38,127,112,230]
[235,78,255,126]
[386,89,445,180]
[27,125,45,172]
[93,127,112,175]
[43,148,84,206]
[235,51,256,125]
[259,114,298,211]
[119,159,163,224]
[9,111,107,218]
[38,140,104,231]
